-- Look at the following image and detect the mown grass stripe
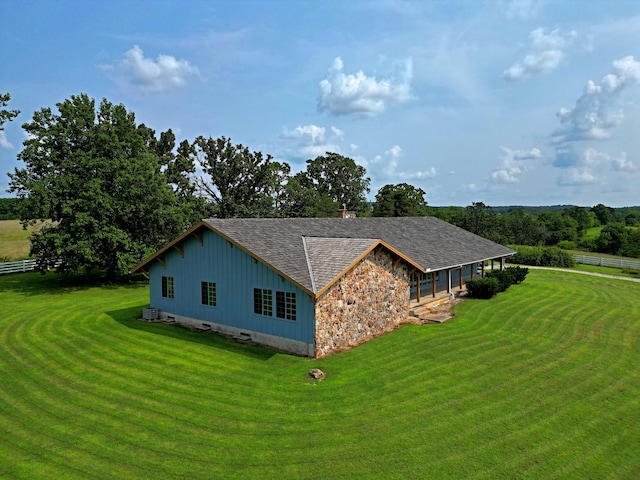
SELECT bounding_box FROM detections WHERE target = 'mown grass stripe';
[1,270,639,478]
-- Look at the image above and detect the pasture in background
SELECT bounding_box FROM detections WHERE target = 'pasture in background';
[0,219,36,261]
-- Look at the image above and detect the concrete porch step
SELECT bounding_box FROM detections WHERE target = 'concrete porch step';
[409,304,434,318]
[424,313,453,324]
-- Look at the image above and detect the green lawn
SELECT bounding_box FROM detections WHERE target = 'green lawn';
[1,271,639,479]
[573,263,640,278]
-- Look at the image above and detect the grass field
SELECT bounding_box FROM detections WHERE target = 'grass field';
[0,220,38,261]
[581,225,639,243]
[582,226,604,241]
[1,270,639,479]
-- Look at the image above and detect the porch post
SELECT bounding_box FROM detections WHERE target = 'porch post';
[459,267,463,289]
[415,272,421,303]
[447,269,451,294]
[432,272,436,298]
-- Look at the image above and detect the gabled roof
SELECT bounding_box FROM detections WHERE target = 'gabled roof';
[303,237,380,295]
[132,217,515,301]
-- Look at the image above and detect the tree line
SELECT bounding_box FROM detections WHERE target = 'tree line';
[2,92,639,276]
[430,202,640,258]
[2,93,423,276]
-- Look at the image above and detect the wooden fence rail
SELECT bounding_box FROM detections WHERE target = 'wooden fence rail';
[2,255,637,275]
[572,254,640,270]
[0,259,38,275]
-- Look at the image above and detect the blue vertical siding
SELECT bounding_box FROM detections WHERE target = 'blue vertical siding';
[149,229,315,343]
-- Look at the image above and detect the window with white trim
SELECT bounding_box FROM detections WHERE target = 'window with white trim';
[276,291,296,321]
[201,281,216,306]
[254,288,272,316]
[162,276,174,299]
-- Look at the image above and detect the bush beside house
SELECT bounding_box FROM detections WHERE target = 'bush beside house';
[466,266,529,299]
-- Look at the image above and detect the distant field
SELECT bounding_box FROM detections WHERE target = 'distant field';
[0,219,37,261]
[582,226,604,241]
[582,225,638,242]
[0,270,638,479]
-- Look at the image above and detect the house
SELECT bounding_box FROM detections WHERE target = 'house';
[131,217,515,357]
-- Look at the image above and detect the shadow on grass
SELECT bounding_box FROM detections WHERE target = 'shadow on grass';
[106,305,278,361]
[0,271,149,296]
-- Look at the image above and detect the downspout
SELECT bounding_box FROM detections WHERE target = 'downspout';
[447,269,454,300]
[302,236,318,358]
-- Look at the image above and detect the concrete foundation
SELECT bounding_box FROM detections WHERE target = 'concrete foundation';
[155,311,315,357]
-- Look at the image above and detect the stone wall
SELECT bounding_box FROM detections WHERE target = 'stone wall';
[314,250,411,358]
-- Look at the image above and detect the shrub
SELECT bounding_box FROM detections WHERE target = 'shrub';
[510,246,575,267]
[486,269,514,292]
[467,266,528,299]
[507,266,529,284]
[557,240,576,250]
[466,277,501,299]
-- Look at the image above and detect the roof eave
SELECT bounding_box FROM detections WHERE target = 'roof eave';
[424,251,516,273]
[130,221,209,274]
[312,239,424,302]
[132,219,317,299]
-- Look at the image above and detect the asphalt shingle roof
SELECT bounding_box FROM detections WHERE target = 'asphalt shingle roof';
[201,217,515,296]
[303,237,379,294]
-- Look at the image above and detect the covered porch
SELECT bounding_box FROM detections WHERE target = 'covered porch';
[409,257,507,303]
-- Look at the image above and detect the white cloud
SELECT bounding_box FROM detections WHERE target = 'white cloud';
[369,145,436,181]
[318,57,414,116]
[400,168,437,180]
[0,131,13,149]
[279,124,342,159]
[371,144,402,177]
[611,152,638,172]
[554,146,638,185]
[101,45,200,92]
[557,168,597,186]
[504,28,576,81]
[281,125,325,144]
[501,0,545,20]
[490,146,543,184]
[552,55,640,145]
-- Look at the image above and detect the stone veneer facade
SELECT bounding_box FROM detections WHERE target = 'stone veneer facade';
[314,250,411,358]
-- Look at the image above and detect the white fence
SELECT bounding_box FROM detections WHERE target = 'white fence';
[3,255,637,275]
[0,259,38,275]
[572,254,640,270]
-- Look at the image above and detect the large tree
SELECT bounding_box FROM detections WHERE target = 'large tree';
[594,223,629,255]
[0,92,20,129]
[8,94,187,278]
[591,203,620,226]
[563,206,594,237]
[372,183,429,217]
[538,211,579,245]
[451,202,505,243]
[504,209,548,245]
[265,161,291,217]
[193,136,275,218]
[138,125,208,224]
[293,153,370,217]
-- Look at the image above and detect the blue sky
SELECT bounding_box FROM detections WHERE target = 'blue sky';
[2,0,640,207]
